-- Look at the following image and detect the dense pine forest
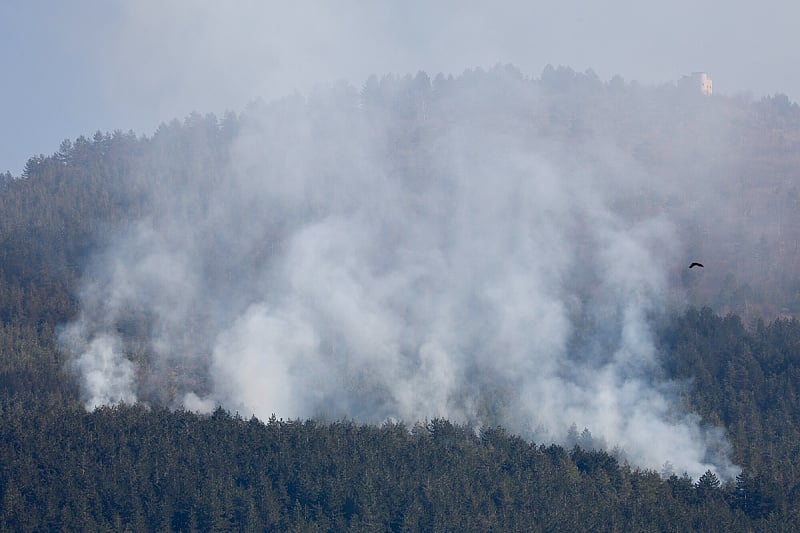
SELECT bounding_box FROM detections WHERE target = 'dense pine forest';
[3,66,800,530]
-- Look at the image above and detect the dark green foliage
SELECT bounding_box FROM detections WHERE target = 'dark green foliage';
[0,406,755,532]
[659,307,800,526]
[1,69,800,529]
[4,303,796,530]
[5,300,800,530]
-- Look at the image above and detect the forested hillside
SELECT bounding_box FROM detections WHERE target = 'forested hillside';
[3,308,800,530]
[2,66,800,530]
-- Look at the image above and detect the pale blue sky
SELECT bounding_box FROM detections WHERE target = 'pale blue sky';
[2,0,799,175]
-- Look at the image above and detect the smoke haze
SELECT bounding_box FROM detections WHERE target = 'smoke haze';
[59,69,742,480]
[5,1,800,175]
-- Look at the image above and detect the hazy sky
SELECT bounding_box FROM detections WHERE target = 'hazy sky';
[2,0,799,175]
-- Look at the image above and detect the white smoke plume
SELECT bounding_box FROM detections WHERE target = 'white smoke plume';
[60,70,740,480]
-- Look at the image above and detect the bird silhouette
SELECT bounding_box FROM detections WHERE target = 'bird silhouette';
[689,262,704,269]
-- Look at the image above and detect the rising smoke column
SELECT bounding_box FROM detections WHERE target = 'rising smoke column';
[60,71,739,480]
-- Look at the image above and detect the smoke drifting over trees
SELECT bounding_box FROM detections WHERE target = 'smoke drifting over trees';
[55,67,777,480]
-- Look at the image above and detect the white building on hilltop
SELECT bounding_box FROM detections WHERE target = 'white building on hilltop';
[679,72,713,95]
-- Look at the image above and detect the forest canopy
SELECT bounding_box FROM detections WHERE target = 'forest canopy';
[2,66,800,530]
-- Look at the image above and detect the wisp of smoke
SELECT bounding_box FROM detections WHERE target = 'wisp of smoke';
[60,71,739,480]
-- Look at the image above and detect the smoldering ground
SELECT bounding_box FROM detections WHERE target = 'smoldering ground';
[59,69,741,480]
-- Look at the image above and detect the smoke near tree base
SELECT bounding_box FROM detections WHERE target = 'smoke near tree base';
[59,69,740,480]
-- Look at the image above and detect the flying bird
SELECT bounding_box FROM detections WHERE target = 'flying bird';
[689,262,704,269]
